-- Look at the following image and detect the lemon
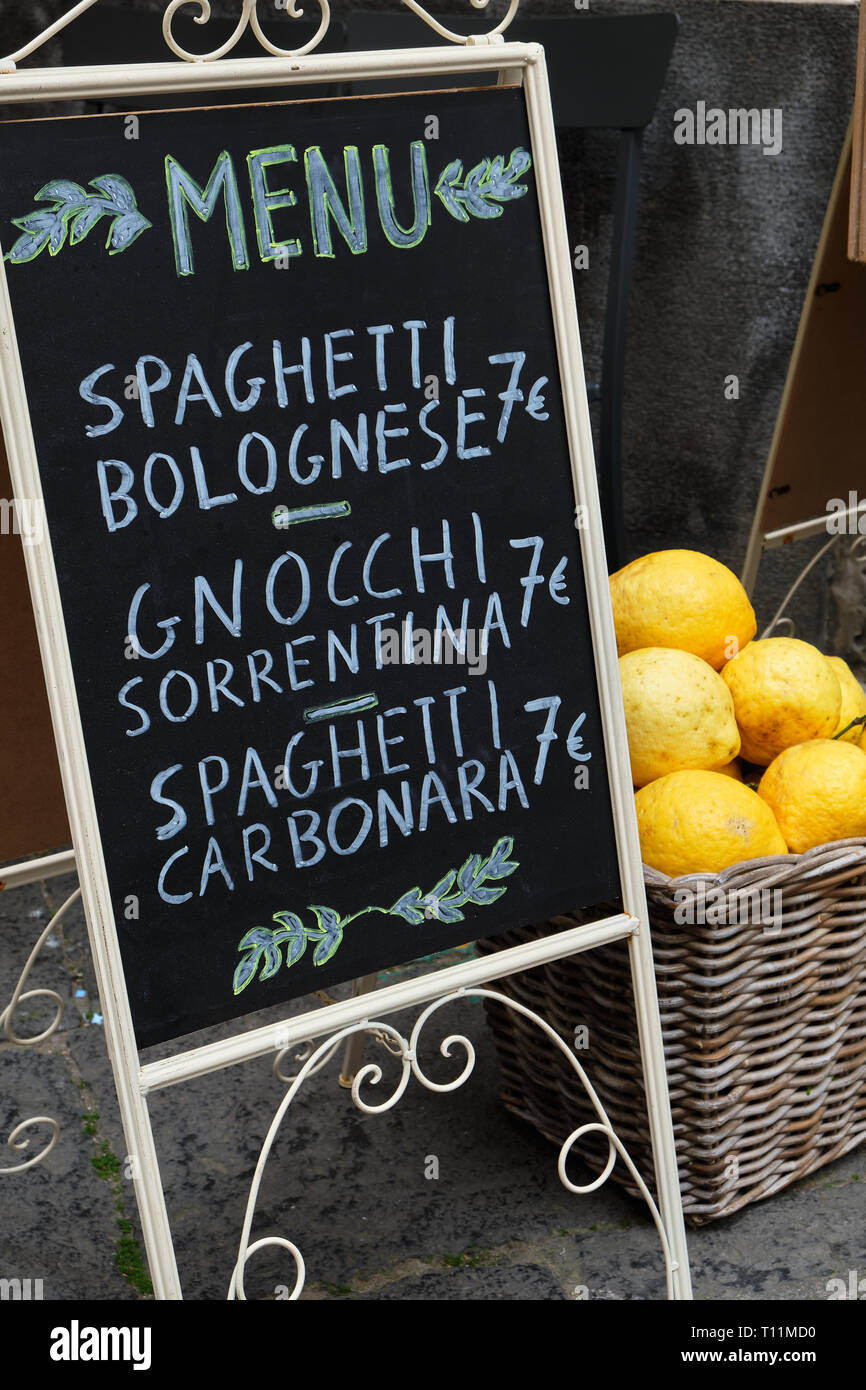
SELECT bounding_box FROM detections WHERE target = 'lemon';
[721,637,841,765]
[758,739,866,852]
[609,549,756,670]
[716,759,744,781]
[635,770,787,877]
[619,648,740,787]
[827,656,866,743]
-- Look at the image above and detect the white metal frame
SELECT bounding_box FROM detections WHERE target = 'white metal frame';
[0,1,691,1300]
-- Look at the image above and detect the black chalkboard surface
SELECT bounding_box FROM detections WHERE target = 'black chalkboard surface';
[0,85,621,1047]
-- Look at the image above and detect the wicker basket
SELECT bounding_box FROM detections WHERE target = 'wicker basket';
[477,838,866,1224]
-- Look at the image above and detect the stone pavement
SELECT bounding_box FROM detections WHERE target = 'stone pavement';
[1,863,864,1303]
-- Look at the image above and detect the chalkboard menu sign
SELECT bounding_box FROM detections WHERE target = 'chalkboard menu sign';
[0,85,620,1047]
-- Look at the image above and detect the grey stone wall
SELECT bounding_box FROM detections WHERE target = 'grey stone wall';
[564,0,858,654]
[1,0,860,649]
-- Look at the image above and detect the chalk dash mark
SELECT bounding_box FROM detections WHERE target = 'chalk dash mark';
[272,501,351,528]
[303,693,379,724]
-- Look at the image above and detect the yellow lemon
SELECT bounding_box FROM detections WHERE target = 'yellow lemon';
[635,770,787,877]
[827,656,866,743]
[609,549,756,670]
[619,648,740,787]
[715,759,744,781]
[758,739,866,852]
[721,638,841,765]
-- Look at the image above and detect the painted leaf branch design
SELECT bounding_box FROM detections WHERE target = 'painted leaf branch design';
[233,837,519,995]
[435,149,532,223]
[390,837,519,925]
[5,174,151,263]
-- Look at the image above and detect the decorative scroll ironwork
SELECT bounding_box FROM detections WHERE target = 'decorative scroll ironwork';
[273,1034,342,1084]
[1,888,80,1045]
[0,0,520,70]
[762,533,866,643]
[162,0,331,63]
[0,1116,61,1175]
[399,0,519,47]
[230,988,679,1300]
[0,0,101,70]
[0,888,81,1176]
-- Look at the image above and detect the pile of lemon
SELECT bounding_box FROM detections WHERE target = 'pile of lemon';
[611,549,866,878]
